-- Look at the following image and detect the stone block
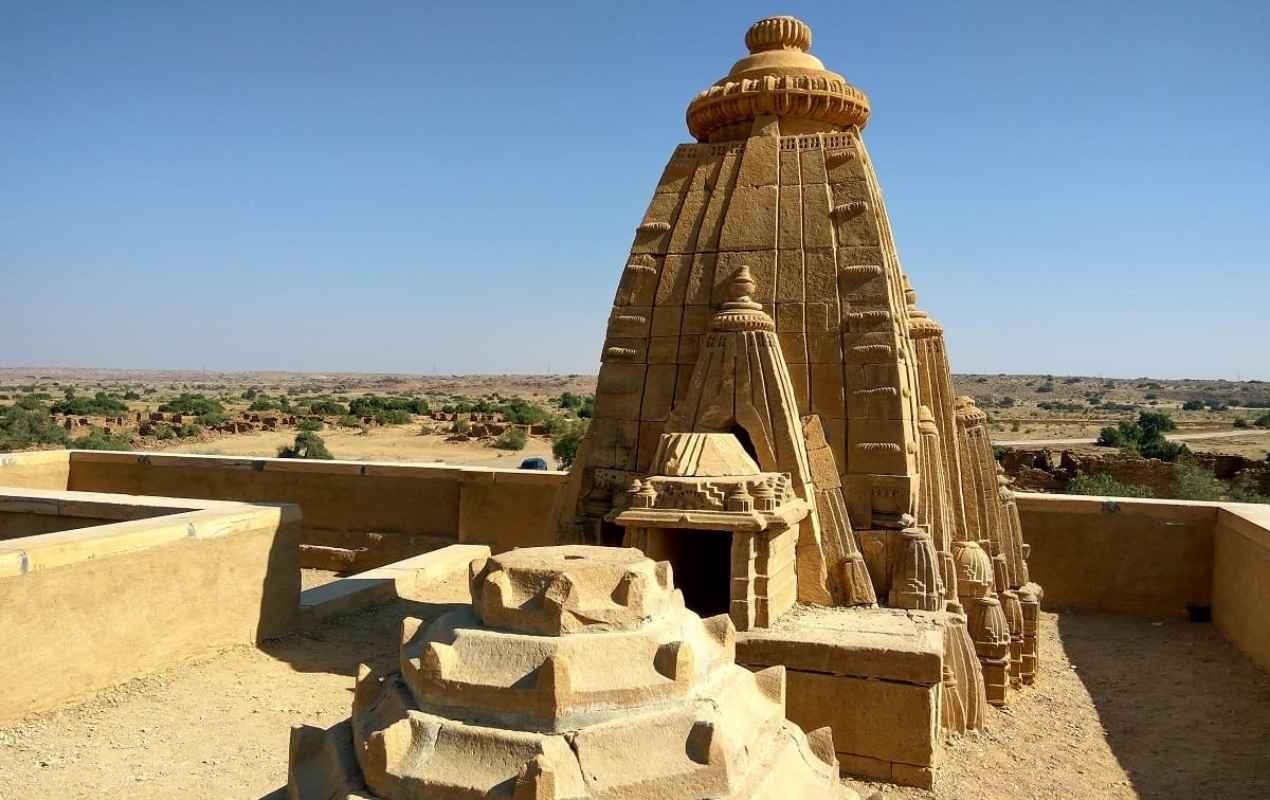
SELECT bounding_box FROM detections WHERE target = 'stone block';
[684,253,717,305]
[810,363,846,420]
[655,254,693,306]
[606,306,651,339]
[805,300,838,333]
[735,133,780,187]
[595,364,647,420]
[640,365,678,422]
[776,249,804,301]
[668,192,709,253]
[778,332,808,365]
[719,185,778,251]
[682,305,710,335]
[824,145,866,183]
[674,334,701,366]
[785,362,810,410]
[775,302,805,332]
[648,336,679,365]
[808,332,843,364]
[696,154,740,250]
[778,185,802,249]
[779,149,801,185]
[800,146,828,184]
[804,249,837,304]
[631,193,682,254]
[654,159,695,195]
[651,305,683,338]
[801,184,835,249]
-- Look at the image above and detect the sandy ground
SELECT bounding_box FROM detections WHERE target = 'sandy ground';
[1,607,1266,800]
[155,425,556,469]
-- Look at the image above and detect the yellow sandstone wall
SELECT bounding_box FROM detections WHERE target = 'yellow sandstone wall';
[1212,505,1270,672]
[0,450,71,490]
[1016,493,1217,618]
[0,496,300,725]
[58,452,564,555]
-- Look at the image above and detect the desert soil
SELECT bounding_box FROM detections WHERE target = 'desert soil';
[0,605,1265,800]
[156,425,555,469]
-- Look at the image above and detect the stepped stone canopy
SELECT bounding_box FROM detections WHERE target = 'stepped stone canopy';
[287,546,859,799]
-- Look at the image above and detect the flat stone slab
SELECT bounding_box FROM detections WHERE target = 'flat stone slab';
[736,605,944,685]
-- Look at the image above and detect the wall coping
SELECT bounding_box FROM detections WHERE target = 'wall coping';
[62,449,566,482]
[0,487,301,578]
[0,449,71,468]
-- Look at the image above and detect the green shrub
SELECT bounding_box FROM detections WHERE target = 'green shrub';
[337,415,362,428]
[1182,400,1205,411]
[452,419,472,434]
[0,401,70,450]
[297,418,324,432]
[277,431,334,460]
[493,428,527,451]
[1067,473,1154,498]
[158,393,224,417]
[51,391,128,416]
[1097,411,1183,461]
[178,423,203,439]
[73,427,133,451]
[123,390,141,401]
[249,395,292,412]
[551,421,588,468]
[1096,425,1129,448]
[1038,401,1083,412]
[304,399,347,416]
[1174,462,1226,502]
[1255,413,1270,429]
[1234,417,1250,429]
[197,410,227,427]
[348,395,428,417]
[156,424,176,440]
[374,409,413,425]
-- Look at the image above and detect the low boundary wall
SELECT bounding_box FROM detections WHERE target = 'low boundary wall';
[0,487,300,725]
[0,451,564,568]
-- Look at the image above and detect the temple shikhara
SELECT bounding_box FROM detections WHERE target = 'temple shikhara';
[557,9,1043,726]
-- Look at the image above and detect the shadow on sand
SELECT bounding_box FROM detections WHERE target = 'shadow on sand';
[1059,610,1270,799]
[260,599,465,677]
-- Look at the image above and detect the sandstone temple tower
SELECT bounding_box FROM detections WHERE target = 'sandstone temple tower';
[555,15,1043,710]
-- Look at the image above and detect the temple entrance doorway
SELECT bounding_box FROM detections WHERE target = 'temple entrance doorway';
[654,528,732,619]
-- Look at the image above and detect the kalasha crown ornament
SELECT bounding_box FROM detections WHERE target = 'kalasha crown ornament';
[686,15,871,142]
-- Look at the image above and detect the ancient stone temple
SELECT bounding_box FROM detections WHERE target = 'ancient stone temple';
[287,546,859,799]
[553,12,1044,727]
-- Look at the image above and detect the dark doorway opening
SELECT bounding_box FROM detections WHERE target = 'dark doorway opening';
[659,528,732,618]
[730,424,759,464]
[600,520,626,548]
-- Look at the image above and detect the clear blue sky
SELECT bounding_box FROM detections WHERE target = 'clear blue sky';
[3,1,1267,379]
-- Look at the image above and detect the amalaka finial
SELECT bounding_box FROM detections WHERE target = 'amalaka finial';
[744,16,812,54]
[685,15,870,142]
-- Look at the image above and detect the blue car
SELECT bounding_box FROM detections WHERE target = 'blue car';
[518,457,549,470]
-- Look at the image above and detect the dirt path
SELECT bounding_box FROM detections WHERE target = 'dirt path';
[1,608,1266,799]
